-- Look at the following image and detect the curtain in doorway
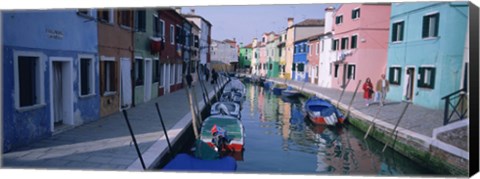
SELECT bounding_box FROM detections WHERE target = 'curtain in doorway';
[53,63,63,124]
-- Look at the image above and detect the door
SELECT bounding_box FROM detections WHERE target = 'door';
[165,64,170,94]
[404,67,415,101]
[50,58,73,132]
[144,59,152,102]
[120,58,132,109]
[52,62,64,127]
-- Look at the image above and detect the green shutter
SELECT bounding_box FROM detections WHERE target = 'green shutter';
[434,14,440,37]
[399,22,404,41]
[397,67,402,85]
[418,67,425,87]
[391,23,397,42]
[389,67,394,83]
[422,16,429,38]
[430,68,436,89]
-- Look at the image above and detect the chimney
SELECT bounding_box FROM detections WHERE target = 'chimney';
[175,7,182,14]
[190,9,195,14]
[287,17,294,28]
[324,7,335,33]
[253,38,258,48]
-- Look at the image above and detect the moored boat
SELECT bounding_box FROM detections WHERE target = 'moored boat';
[210,102,241,119]
[281,87,301,97]
[272,84,287,95]
[303,96,345,126]
[200,115,245,152]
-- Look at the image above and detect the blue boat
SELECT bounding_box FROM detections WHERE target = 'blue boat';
[263,81,273,90]
[163,140,237,172]
[272,84,287,95]
[303,96,345,126]
[281,87,301,97]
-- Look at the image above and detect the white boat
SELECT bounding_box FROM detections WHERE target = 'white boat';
[211,102,241,119]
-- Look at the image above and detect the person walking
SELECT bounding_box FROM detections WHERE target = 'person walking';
[363,77,374,106]
[375,74,390,106]
[211,69,218,84]
[205,67,210,81]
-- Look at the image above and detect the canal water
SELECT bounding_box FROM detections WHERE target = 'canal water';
[234,82,437,176]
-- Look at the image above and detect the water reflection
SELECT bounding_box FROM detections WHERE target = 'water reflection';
[237,83,435,176]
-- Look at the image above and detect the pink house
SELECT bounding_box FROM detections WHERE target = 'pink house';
[330,3,391,92]
[307,34,322,84]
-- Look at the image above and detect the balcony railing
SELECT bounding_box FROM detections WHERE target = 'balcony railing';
[441,88,468,125]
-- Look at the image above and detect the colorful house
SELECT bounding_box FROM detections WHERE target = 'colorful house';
[385,2,469,110]
[157,9,184,95]
[184,9,212,80]
[277,31,287,78]
[133,8,162,106]
[250,38,260,75]
[238,43,253,71]
[285,18,325,80]
[189,20,201,83]
[331,3,391,91]
[97,9,134,116]
[292,38,309,81]
[307,34,322,84]
[2,9,100,152]
[266,32,280,78]
[318,7,336,88]
[258,37,267,77]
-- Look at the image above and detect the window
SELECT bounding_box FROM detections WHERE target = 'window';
[79,56,95,96]
[297,63,305,72]
[341,37,349,50]
[269,63,273,70]
[98,9,114,24]
[134,58,144,86]
[292,64,296,71]
[321,40,324,52]
[347,64,356,80]
[335,15,343,24]
[177,64,182,84]
[388,67,402,85]
[159,63,164,87]
[422,13,439,38]
[316,66,319,76]
[16,55,43,108]
[170,25,175,44]
[334,64,339,78]
[119,10,133,28]
[418,67,436,89]
[392,21,404,42]
[135,10,146,32]
[102,59,116,94]
[309,45,313,56]
[352,8,360,19]
[316,42,319,55]
[351,35,358,49]
[170,64,175,85]
[332,39,339,51]
[153,60,160,83]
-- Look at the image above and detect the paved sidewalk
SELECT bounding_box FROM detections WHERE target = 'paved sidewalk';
[1,77,227,171]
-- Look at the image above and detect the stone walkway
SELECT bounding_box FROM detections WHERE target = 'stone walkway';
[268,78,466,142]
[1,77,227,171]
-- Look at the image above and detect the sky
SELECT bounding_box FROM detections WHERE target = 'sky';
[179,3,340,46]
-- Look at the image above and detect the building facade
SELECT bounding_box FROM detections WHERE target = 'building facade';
[239,43,253,72]
[318,7,336,88]
[307,34,322,84]
[2,9,100,152]
[292,39,309,81]
[385,2,468,110]
[184,11,212,79]
[331,3,391,91]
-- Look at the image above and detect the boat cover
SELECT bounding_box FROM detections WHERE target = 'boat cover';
[163,153,236,172]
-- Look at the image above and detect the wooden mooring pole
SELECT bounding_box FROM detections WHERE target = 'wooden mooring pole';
[183,77,200,139]
[121,110,146,170]
[382,102,410,152]
[345,80,362,119]
[154,103,173,153]
[363,105,384,139]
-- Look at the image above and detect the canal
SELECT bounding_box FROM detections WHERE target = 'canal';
[234,82,437,176]
[159,80,440,176]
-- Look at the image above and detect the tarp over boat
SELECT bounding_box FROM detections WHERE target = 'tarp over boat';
[163,154,236,172]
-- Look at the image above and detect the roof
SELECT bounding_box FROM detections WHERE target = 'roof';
[243,43,253,48]
[183,14,212,26]
[223,39,236,43]
[293,19,325,27]
[307,33,325,41]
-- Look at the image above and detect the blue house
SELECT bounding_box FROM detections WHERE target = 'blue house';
[385,2,469,110]
[2,10,100,152]
[292,39,309,82]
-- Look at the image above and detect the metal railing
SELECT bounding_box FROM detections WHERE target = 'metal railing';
[441,88,468,125]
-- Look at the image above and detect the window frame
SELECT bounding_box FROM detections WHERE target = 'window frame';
[100,56,116,96]
[170,24,175,45]
[341,37,349,50]
[422,12,440,39]
[134,57,144,86]
[98,9,114,24]
[135,10,146,32]
[388,66,402,85]
[351,35,358,49]
[391,20,405,43]
[418,66,436,89]
[78,54,96,97]
[347,64,356,80]
[14,51,46,111]
[352,8,360,20]
[335,15,343,24]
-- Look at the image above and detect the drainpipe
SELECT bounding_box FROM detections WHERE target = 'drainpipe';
[131,10,136,107]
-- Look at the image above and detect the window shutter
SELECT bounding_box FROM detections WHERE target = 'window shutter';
[434,14,440,37]
[430,68,436,89]
[397,68,402,85]
[399,22,404,41]
[389,67,394,83]
[351,10,355,19]
[391,24,397,42]
[422,16,429,38]
[357,9,360,18]
[418,67,425,87]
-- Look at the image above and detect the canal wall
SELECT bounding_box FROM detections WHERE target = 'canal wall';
[127,77,229,170]
[266,78,469,176]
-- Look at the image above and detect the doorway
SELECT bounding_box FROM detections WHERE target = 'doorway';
[50,58,73,132]
[404,67,415,101]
